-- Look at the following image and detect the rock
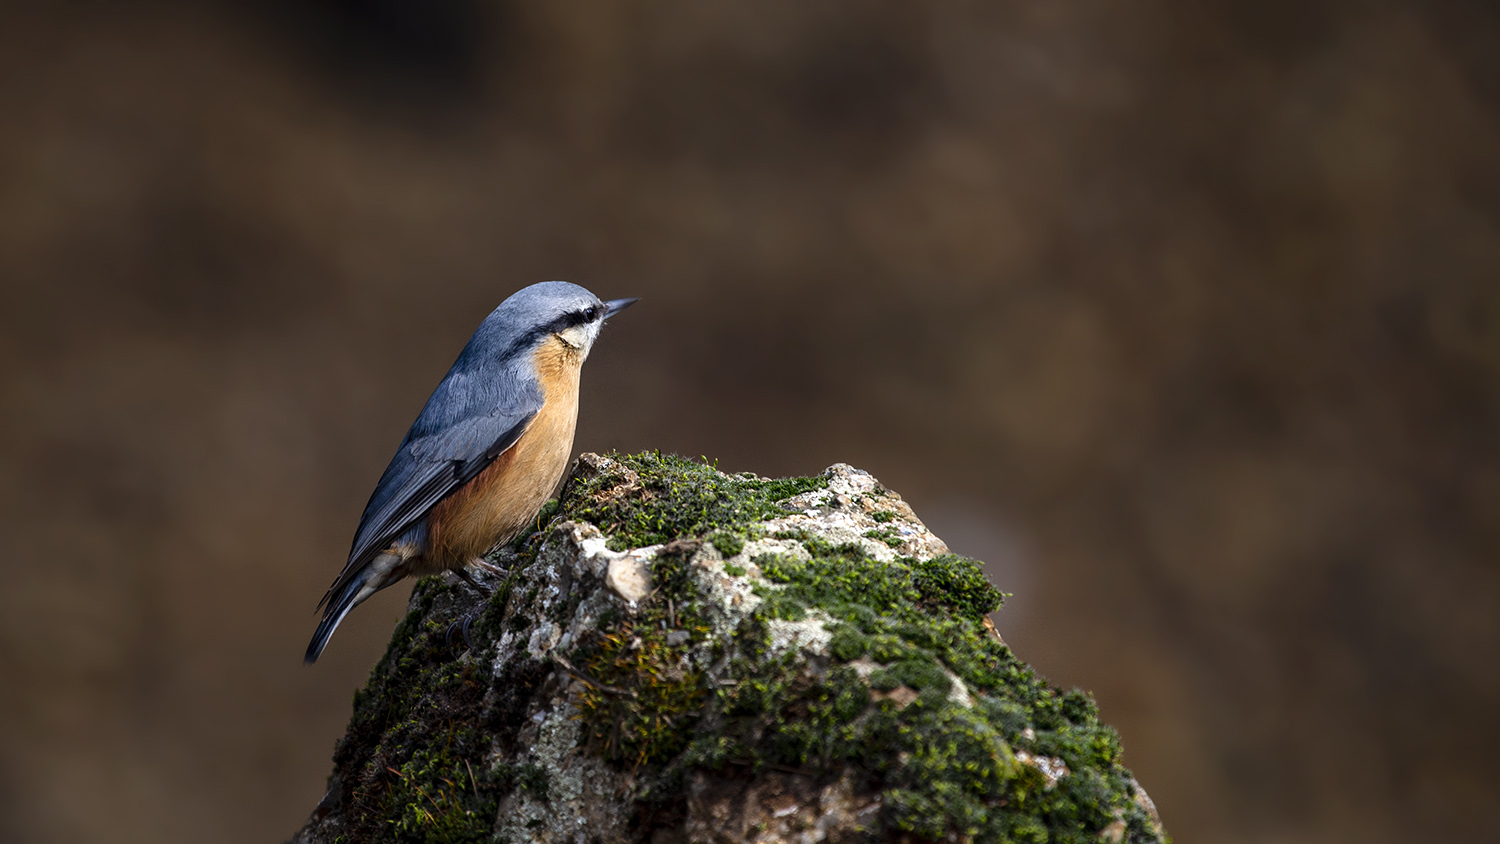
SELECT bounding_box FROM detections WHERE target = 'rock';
[606,551,655,605]
[289,452,1168,844]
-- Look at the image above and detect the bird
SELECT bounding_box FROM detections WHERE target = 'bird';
[305,281,637,664]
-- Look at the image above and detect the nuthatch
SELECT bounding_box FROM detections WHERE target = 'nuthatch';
[305,281,636,663]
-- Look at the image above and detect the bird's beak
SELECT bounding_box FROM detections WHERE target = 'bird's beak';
[603,297,639,318]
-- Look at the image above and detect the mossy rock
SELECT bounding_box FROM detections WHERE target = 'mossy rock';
[290,452,1167,844]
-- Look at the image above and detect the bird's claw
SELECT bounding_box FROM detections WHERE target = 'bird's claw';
[445,613,480,653]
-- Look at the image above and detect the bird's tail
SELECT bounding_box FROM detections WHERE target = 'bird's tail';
[305,551,405,664]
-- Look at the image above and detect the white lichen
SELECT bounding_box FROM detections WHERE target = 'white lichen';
[492,705,631,844]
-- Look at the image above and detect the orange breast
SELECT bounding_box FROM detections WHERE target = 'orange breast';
[425,337,582,569]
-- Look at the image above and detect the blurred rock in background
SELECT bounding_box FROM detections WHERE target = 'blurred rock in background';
[0,2,1497,843]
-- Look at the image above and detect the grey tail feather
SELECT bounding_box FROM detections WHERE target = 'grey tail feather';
[305,568,371,664]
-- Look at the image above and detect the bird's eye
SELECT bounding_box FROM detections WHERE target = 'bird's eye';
[585,305,601,321]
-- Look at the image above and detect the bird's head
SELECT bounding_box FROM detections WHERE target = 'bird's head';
[490,281,638,362]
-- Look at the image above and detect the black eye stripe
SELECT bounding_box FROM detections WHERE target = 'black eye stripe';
[547,305,601,335]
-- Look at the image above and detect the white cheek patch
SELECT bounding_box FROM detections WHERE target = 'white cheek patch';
[557,321,602,355]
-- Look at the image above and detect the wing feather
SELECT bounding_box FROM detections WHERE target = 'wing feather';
[316,363,543,612]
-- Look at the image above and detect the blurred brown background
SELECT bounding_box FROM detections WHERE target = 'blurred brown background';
[2,1,1498,842]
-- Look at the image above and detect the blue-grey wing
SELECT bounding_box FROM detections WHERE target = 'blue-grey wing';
[316,366,543,611]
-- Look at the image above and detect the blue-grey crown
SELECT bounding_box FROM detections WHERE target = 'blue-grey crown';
[492,281,602,330]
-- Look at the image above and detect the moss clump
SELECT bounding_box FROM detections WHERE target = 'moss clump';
[756,535,1006,623]
[490,761,550,800]
[384,743,492,843]
[563,451,827,551]
[913,553,1013,622]
[707,530,746,557]
[719,534,1155,843]
[569,542,713,770]
[571,620,709,767]
[877,703,1020,838]
[332,579,503,844]
[693,659,873,771]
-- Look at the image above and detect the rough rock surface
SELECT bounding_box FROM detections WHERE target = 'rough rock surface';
[289,453,1167,844]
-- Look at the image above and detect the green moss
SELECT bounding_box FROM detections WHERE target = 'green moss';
[384,742,494,843]
[490,762,550,800]
[913,553,1009,622]
[866,669,901,692]
[332,578,506,844]
[870,509,898,523]
[561,451,827,551]
[707,530,746,557]
[753,587,809,621]
[880,703,1021,838]
[756,541,916,618]
[572,621,708,767]
[570,548,711,769]
[889,656,952,694]
[980,696,1032,736]
[680,514,1148,840]
[694,616,1034,839]
[533,497,561,528]
[722,561,747,577]
[827,626,869,662]
[755,538,1005,624]
[863,527,904,548]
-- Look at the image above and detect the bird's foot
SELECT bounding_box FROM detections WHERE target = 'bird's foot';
[455,567,497,598]
[444,561,509,654]
[444,611,481,654]
[473,558,509,578]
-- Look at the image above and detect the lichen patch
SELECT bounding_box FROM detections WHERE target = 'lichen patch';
[764,612,835,659]
[493,705,631,844]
